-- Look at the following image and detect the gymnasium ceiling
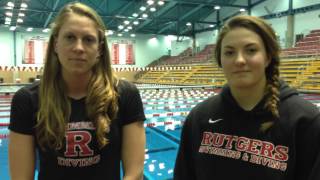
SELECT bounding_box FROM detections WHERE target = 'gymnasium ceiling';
[0,0,269,37]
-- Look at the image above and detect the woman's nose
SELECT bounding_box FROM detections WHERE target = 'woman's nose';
[73,39,85,52]
[235,52,246,65]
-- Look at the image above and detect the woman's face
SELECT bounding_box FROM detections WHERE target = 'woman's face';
[55,13,100,77]
[220,27,270,89]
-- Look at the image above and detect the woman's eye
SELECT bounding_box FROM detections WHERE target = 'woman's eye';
[65,35,75,41]
[224,51,234,56]
[84,36,97,44]
[247,48,257,54]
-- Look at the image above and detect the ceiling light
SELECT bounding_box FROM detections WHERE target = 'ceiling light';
[127,26,132,30]
[132,13,138,17]
[7,2,14,7]
[42,28,50,33]
[186,22,192,26]
[150,7,156,12]
[5,21,11,25]
[21,3,28,8]
[26,27,33,32]
[118,25,124,29]
[130,34,136,37]
[108,30,114,35]
[140,6,146,11]
[117,33,123,37]
[133,21,139,25]
[124,20,130,25]
[5,12,13,16]
[147,0,154,5]
[17,18,23,23]
[214,6,220,10]
[5,17,11,22]
[9,26,16,31]
[158,1,164,6]
[18,13,25,17]
[142,13,148,18]
[105,30,114,36]
[240,8,246,12]
[124,29,129,32]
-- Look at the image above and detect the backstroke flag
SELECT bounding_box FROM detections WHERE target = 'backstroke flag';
[23,39,48,64]
[111,42,135,65]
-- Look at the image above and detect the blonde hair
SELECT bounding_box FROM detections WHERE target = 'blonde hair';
[36,2,118,150]
[215,15,280,129]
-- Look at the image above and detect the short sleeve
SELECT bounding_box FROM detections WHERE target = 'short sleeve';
[117,80,146,125]
[9,87,36,135]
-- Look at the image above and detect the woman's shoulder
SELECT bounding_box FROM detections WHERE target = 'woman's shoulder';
[13,82,39,103]
[280,93,319,121]
[116,79,138,94]
[115,79,141,107]
[189,93,222,117]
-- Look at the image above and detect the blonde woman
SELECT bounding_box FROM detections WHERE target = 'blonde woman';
[174,15,320,180]
[9,2,145,180]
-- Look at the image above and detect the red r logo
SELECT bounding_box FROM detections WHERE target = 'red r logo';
[64,131,94,157]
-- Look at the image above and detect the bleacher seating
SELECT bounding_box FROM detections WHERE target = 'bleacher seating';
[136,62,226,87]
[137,57,320,92]
[150,44,216,66]
[279,58,320,91]
[282,29,320,57]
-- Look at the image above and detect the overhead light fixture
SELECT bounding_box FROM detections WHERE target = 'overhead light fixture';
[142,13,148,18]
[150,7,156,12]
[132,13,138,17]
[158,1,164,6]
[117,33,123,37]
[5,17,11,22]
[7,2,14,7]
[214,6,220,10]
[147,0,154,5]
[20,3,28,8]
[42,28,50,33]
[140,6,146,11]
[105,30,112,36]
[130,34,136,37]
[9,26,16,31]
[124,29,129,32]
[5,21,11,25]
[127,26,132,30]
[18,13,25,17]
[26,27,33,32]
[17,18,23,23]
[118,25,124,29]
[5,12,13,16]
[240,8,246,12]
[133,21,139,25]
[105,30,114,36]
[186,22,192,26]
[124,20,130,25]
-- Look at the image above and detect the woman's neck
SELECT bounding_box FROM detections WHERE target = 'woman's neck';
[62,72,92,99]
[230,79,267,111]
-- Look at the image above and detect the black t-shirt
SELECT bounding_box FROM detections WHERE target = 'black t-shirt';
[9,80,146,180]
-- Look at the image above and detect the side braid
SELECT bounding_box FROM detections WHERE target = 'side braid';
[266,69,280,118]
[261,62,280,132]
